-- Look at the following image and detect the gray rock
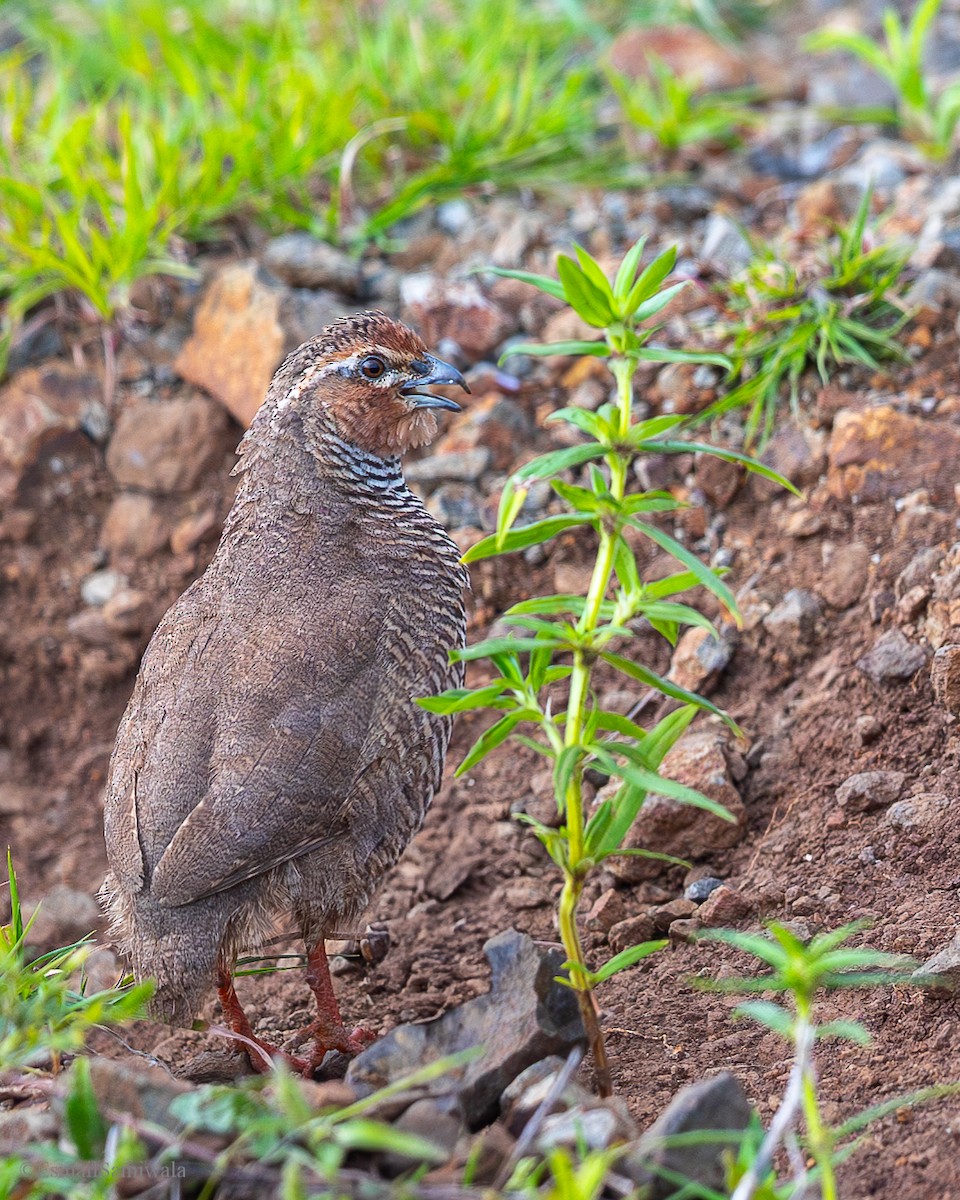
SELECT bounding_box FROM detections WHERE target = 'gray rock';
[537,1105,630,1153]
[381,1098,463,1177]
[835,770,906,813]
[435,199,473,237]
[85,1058,192,1130]
[81,569,127,608]
[22,886,101,951]
[856,629,927,684]
[346,929,585,1130]
[699,213,752,276]
[931,644,960,714]
[685,876,724,903]
[763,588,822,639]
[820,541,870,610]
[263,233,361,294]
[916,931,960,985]
[885,792,950,835]
[426,483,482,530]
[620,1072,753,1198]
[405,448,491,486]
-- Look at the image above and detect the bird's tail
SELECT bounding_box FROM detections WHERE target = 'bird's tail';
[98,875,220,1027]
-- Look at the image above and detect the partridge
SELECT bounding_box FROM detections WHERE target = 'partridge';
[101,312,469,1072]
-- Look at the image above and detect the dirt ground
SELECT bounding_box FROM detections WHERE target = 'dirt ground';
[3,276,960,1198]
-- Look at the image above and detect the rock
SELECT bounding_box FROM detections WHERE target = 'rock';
[759,422,826,490]
[916,932,960,985]
[620,1072,753,1198]
[80,568,126,607]
[855,714,884,745]
[609,25,749,91]
[381,1099,462,1177]
[608,913,658,953]
[102,588,152,635]
[897,584,930,622]
[0,365,105,501]
[346,930,585,1130]
[835,770,906,813]
[537,1103,633,1153]
[763,588,822,640]
[435,199,473,236]
[694,451,741,506]
[400,275,512,360]
[897,547,943,597]
[262,233,361,294]
[175,260,285,426]
[650,898,697,932]
[856,629,926,684]
[426,483,482,530]
[699,213,752,276]
[585,889,627,933]
[685,875,724,903]
[696,884,752,927]
[819,541,871,610]
[606,730,747,884]
[655,362,718,415]
[106,395,227,493]
[904,269,960,325]
[279,287,357,351]
[170,507,221,556]
[405,448,491,486]
[0,1105,59,1151]
[100,492,169,558]
[435,394,533,471]
[667,626,736,694]
[22,886,101,952]
[500,1057,593,1137]
[932,645,960,714]
[85,1058,192,1130]
[885,792,951,836]
[925,546,960,648]
[828,406,960,506]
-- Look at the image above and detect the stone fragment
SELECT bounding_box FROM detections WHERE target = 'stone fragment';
[102,588,152,635]
[685,875,724,903]
[904,269,960,325]
[405,448,491,487]
[606,730,747,884]
[828,406,960,505]
[85,1058,192,1130]
[400,275,512,360]
[925,545,960,648]
[835,770,906,813]
[820,541,870,610]
[585,889,627,932]
[699,213,752,275]
[694,450,741,506]
[346,930,585,1130]
[106,396,227,493]
[608,913,658,953]
[537,1104,633,1152]
[500,1057,592,1137]
[22,886,101,952]
[856,628,926,684]
[381,1099,462,1177]
[696,884,752,927]
[655,362,718,415]
[100,492,169,558]
[759,422,827,490]
[435,394,532,471]
[262,233,362,294]
[175,260,284,426]
[897,584,930,622]
[0,365,105,501]
[668,626,735,694]
[81,569,126,607]
[763,588,822,639]
[932,645,960,714]
[916,932,960,985]
[620,1073,753,1199]
[855,714,884,745]
[650,898,697,932]
[885,792,950,836]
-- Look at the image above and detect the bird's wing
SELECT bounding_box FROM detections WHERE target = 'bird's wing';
[105,567,388,907]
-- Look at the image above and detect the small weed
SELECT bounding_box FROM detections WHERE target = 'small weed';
[609,60,756,160]
[422,238,792,1095]
[710,189,910,444]
[0,851,151,1072]
[807,0,960,160]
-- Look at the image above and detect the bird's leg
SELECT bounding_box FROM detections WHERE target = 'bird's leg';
[302,939,376,1066]
[215,966,309,1075]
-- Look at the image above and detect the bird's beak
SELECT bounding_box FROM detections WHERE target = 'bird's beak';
[400,355,470,412]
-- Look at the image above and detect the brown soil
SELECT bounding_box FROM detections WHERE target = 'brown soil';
[3,317,960,1198]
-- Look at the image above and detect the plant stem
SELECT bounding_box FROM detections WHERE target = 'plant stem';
[555,353,635,1098]
[796,997,836,1200]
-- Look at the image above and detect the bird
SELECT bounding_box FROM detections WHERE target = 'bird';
[101,311,469,1074]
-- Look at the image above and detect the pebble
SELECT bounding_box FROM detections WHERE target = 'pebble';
[100,492,169,559]
[400,275,513,360]
[435,199,473,237]
[685,876,724,904]
[931,645,960,714]
[405,448,491,486]
[262,233,361,294]
[835,770,906,813]
[819,541,870,610]
[668,626,736,694]
[426,483,482,530]
[585,888,627,933]
[855,714,884,745]
[81,568,127,607]
[696,884,752,927]
[856,628,927,684]
[699,213,752,276]
[106,395,228,494]
[762,588,822,639]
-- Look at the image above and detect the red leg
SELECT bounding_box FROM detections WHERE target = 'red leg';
[216,966,308,1074]
[303,940,376,1064]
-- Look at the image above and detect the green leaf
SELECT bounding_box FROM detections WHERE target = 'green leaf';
[733,1000,793,1036]
[463,514,591,563]
[640,704,698,769]
[500,339,610,360]
[574,243,616,308]
[817,1019,872,1045]
[457,712,531,774]
[64,1058,107,1160]
[456,635,562,662]
[557,253,614,327]
[483,265,566,301]
[600,651,736,730]
[595,747,734,822]
[630,520,739,620]
[333,1119,448,1161]
[591,940,667,984]
[653,440,800,495]
[613,236,647,302]
[624,244,676,313]
[512,442,610,482]
[417,683,510,714]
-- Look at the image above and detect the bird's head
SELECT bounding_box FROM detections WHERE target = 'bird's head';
[277,311,469,459]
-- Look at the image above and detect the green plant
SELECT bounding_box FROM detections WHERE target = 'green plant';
[421,239,791,1096]
[697,922,934,1200]
[711,189,910,444]
[609,61,755,158]
[807,0,960,159]
[0,851,152,1072]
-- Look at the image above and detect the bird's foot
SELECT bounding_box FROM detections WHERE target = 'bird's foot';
[291,1019,377,1077]
[213,1024,311,1075]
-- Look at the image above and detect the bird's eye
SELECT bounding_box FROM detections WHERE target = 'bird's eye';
[359,355,386,380]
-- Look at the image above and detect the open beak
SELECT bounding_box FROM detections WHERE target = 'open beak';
[400,355,470,411]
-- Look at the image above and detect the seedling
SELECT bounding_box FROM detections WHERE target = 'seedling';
[711,189,910,444]
[422,238,792,1096]
[807,0,960,159]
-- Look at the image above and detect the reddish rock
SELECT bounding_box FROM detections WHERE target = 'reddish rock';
[0,366,104,501]
[828,406,960,506]
[655,363,718,415]
[696,884,752,927]
[585,889,627,933]
[835,770,906,813]
[400,275,512,359]
[924,544,960,648]
[606,730,747,884]
[100,492,169,558]
[931,645,960,714]
[609,25,749,91]
[819,540,871,610]
[695,451,741,507]
[106,395,227,494]
[608,913,658,954]
[434,394,533,471]
[175,261,285,426]
[668,626,735,695]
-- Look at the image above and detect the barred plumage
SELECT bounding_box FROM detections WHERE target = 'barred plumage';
[101,313,469,1072]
